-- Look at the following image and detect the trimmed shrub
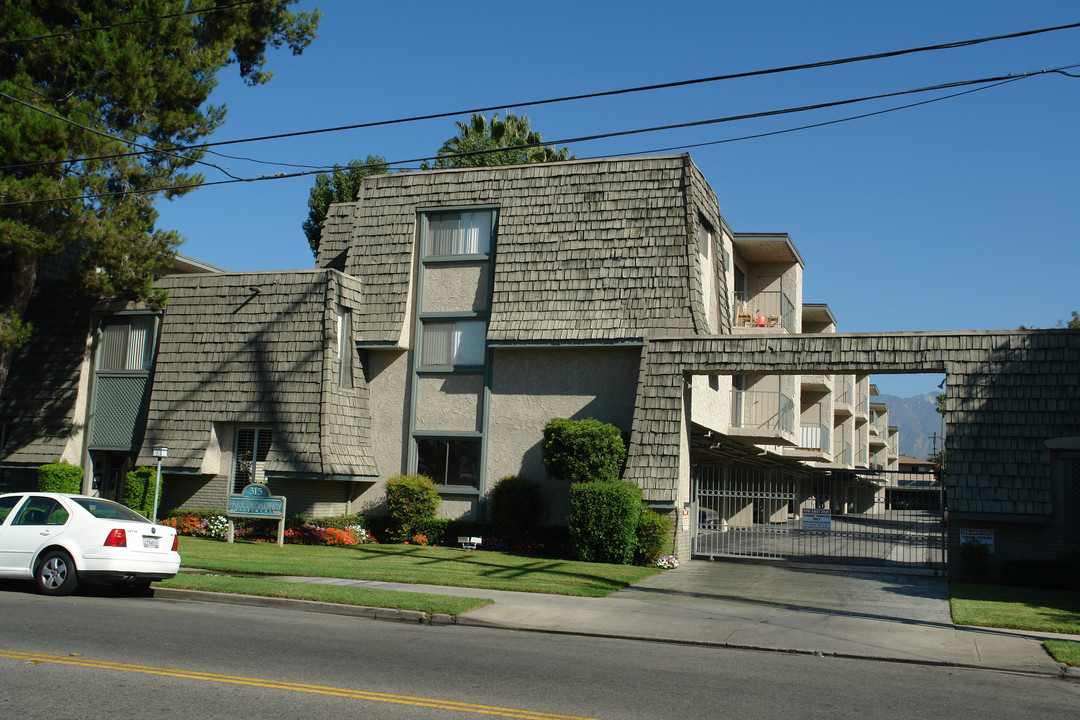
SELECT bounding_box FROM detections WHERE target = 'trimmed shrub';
[385,474,441,542]
[489,475,544,543]
[35,462,82,496]
[634,508,674,567]
[122,466,159,519]
[568,480,643,564]
[37,461,83,493]
[542,418,626,483]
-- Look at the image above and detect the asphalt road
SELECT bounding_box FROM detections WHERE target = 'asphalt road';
[0,584,1077,719]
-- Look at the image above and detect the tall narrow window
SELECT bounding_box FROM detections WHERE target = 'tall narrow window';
[425,211,492,257]
[233,428,272,492]
[337,306,353,388]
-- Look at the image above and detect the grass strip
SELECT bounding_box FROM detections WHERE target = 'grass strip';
[177,537,660,597]
[157,572,491,616]
[950,583,1080,635]
[1044,640,1080,667]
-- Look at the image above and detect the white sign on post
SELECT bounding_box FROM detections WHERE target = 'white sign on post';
[802,508,832,531]
[959,528,995,552]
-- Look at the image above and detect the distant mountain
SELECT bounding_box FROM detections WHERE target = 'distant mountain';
[878,393,944,460]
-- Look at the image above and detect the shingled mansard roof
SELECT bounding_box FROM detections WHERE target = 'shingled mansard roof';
[319,154,730,346]
[137,269,377,479]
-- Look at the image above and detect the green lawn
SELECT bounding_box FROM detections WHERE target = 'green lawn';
[950,583,1080,667]
[175,537,661,597]
[157,573,490,616]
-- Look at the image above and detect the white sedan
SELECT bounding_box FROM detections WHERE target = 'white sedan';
[0,492,180,596]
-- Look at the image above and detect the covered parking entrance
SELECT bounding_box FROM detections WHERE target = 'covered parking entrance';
[692,464,946,571]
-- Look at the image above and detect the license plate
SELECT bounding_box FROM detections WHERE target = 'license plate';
[142,536,159,549]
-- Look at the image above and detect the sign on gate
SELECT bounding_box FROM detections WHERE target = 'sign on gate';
[802,507,832,531]
[958,528,995,552]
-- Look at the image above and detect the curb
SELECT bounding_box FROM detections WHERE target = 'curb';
[153,587,451,626]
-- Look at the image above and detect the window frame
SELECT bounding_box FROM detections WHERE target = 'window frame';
[413,433,483,490]
[232,427,272,493]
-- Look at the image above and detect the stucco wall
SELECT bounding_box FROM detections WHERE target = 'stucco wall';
[487,345,641,523]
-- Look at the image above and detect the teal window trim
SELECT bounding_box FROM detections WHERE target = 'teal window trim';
[408,207,497,509]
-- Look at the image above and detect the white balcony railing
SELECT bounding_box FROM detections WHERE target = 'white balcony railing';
[731,389,795,434]
[799,423,830,453]
[833,441,853,465]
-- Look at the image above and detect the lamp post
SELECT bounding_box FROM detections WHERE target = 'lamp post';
[151,446,168,523]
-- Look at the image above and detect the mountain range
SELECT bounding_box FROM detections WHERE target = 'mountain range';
[877,393,945,461]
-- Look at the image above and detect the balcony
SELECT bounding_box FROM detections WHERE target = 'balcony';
[732,291,795,333]
[786,423,831,461]
[833,440,853,466]
[729,389,796,445]
[833,379,854,417]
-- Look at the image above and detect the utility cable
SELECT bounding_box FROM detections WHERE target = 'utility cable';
[4,19,1080,173]
[5,63,1072,207]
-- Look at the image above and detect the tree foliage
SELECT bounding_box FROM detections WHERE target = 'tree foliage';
[0,1,320,393]
[302,156,387,258]
[431,112,575,169]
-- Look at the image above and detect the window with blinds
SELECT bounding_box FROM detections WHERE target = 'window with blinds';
[99,316,156,371]
[425,211,492,257]
[420,320,486,367]
[233,428,272,492]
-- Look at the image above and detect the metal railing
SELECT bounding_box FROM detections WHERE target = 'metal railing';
[856,442,869,466]
[731,389,795,434]
[732,290,796,332]
[835,379,853,406]
[800,423,830,452]
[833,441,853,466]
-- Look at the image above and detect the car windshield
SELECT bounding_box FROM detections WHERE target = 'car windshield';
[71,497,150,523]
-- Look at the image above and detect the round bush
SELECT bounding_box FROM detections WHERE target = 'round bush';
[385,474,441,542]
[489,475,543,543]
[542,418,626,483]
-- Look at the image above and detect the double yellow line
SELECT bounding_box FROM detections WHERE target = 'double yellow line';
[0,649,601,719]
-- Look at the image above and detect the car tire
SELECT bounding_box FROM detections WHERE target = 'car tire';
[36,550,78,596]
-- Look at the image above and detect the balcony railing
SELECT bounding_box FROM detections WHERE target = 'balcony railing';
[731,389,795,433]
[732,290,796,332]
[833,441,852,465]
[835,379,853,405]
[856,442,869,466]
[858,392,869,416]
[799,423,830,452]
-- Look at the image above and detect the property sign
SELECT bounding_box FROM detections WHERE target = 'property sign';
[226,484,287,547]
[227,483,286,519]
[802,508,832,531]
[959,528,995,552]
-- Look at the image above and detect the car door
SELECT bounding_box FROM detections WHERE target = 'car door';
[0,494,29,574]
[0,495,70,575]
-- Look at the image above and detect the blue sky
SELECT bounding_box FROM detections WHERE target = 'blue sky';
[153,1,1079,398]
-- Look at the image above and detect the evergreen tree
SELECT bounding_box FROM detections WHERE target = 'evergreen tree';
[0,1,320,394]
[302,156,387,258]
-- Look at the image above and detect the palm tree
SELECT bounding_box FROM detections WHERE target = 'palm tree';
[433,113,574,168]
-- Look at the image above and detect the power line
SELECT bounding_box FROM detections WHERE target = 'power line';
[0,1,274,46]
[5,19,1080,174]
[5,63,1071,207]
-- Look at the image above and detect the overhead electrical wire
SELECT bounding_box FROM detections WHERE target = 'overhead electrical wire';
[5,63,1075,208]
[3,19,1080,174]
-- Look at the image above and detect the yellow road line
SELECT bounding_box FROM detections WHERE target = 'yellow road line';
[0,649,602,719]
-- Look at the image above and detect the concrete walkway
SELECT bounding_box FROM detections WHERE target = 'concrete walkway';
[164,560,1079,679]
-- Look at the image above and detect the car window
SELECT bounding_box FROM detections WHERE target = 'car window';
[13,497,69,526]
[0,495,21,524]
[71,497,149,523]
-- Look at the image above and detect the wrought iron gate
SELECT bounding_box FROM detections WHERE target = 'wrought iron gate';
[692,465,945,571]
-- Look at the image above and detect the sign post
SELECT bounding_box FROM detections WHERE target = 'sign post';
[151,445,167,523]
[226,484,287,547]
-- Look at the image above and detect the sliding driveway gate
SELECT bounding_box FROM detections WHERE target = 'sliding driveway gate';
[692,465,945,571]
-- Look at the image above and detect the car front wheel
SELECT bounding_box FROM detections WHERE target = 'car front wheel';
[36,550,78,596]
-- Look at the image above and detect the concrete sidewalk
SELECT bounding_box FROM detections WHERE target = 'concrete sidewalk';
[165,560,1079,678]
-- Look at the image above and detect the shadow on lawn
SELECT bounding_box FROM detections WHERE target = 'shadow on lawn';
[341,544,647,592]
